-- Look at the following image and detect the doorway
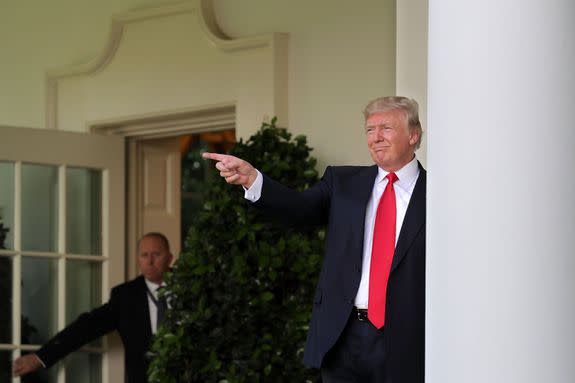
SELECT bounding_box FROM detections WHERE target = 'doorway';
[89,104,237,280]
[126,128,236,279]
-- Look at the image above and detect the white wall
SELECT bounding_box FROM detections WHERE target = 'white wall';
[212,0,397,169]
[0,0,399,171]
[0,0,176,129]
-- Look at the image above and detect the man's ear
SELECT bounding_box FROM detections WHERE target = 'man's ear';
[409,129,421,146]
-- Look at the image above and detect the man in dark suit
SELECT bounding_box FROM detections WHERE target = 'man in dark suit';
[12,232,173,383]
[203,96,425,382]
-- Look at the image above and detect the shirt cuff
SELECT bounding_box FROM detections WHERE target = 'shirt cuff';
[34,354,46,368]
[243,170,263,202]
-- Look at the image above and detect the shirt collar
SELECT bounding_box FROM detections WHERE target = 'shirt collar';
[376,155,419,188]
[144,278,164,293]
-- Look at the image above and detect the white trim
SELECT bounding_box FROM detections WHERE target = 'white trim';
[57,166,66,326]
[90,104,235,139]
[12,162,22,383]
[126,141,141,280]
[18,252,62,258]
[13,253,107,260]
[101,168,111,383]
[13,162,21,350]
[64,255,108,261]
[101,169,110,297]
[93,105,236,279]
[45,0,285,130]
[47,2,194,80]
[57,165,67,383]
[0,344,18,350]
[197,0,284,52]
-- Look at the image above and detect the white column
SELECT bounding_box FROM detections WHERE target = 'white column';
[427,0,575,382]
[396,0,428,166]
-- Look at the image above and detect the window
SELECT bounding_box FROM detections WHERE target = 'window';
[0,162,105,383]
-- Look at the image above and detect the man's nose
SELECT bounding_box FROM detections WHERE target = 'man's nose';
[375,127,385,140]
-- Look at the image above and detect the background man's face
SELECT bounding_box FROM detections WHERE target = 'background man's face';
[365,109,419,172]
[138,236,173,283]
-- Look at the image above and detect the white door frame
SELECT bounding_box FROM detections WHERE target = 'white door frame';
[91,104,235,279]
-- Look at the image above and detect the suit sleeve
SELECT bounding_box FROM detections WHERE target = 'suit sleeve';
[35,287,120,368]
[254,166,333,226]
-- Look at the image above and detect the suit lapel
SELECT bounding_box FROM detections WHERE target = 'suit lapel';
[349,165,379,259]
[391,165,426,273]
[138,276,154,341]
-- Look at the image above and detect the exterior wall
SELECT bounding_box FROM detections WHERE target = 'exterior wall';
[48,4,288,143]
[0,0,400,170]
[213,0,397,168]
[0,0,175,129]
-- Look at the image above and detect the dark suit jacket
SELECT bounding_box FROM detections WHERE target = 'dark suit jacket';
[255,164,426,383]
[36,275,153,383]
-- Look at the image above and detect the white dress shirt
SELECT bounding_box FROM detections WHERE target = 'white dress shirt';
[145,279,165,334]
[244,170,264,202]
[244,156,420,309]
[354,156,420,308]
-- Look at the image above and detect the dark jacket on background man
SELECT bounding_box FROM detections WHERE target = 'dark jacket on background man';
[37,276,153,383]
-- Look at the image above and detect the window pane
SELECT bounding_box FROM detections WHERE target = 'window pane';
[0,256,12,343]
[0,161,14,250]
[0,351,11,383]
[66,260,102,347]
[66,168,102,255]
[21,257,58,345]
[65,352,102,383]
[21,351,58,383]
[22,164,58,252]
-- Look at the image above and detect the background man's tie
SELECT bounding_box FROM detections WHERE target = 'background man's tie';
[156,287,168,325]
[147,287,168,327]
[368,172,398,329]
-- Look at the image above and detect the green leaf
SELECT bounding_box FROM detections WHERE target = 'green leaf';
[261,291,274,302]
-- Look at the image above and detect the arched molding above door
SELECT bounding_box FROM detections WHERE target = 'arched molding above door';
[46,0,288,140]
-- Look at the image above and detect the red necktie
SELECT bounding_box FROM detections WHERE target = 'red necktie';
[368,172,398,329]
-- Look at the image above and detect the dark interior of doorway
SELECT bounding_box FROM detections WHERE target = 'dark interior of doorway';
[179,129,235,251]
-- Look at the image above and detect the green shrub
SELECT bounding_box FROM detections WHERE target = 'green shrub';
[148,118,323,383]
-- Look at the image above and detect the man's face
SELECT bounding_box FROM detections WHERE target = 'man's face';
[137,236,173,284]
[366,109,419,172]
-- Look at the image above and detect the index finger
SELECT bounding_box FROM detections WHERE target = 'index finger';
[202,152,229,162]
